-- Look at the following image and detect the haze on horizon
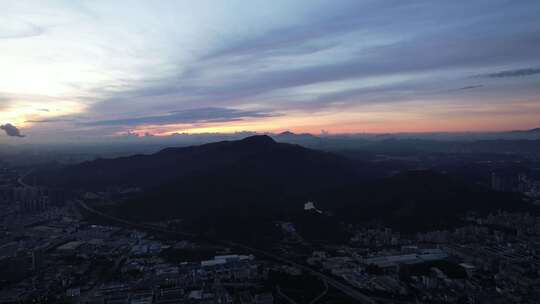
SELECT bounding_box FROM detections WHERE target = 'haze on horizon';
[1,0,540,143]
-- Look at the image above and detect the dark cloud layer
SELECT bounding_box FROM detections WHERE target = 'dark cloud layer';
[92,0,540,119]
[0,123,25,137]
[5,0,540,139]
[458,85,484,90]
[482,67,540,78]
[26,118,75,123]
[83,107,279,127]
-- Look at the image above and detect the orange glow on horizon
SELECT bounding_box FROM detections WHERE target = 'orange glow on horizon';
[120,102,540,137]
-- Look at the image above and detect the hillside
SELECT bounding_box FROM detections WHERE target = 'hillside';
[316,170,530,232]
[38,135,360,190]
[37,136,534,241]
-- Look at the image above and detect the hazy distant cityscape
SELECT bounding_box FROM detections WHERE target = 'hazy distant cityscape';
[2,0,540,303]
[1,132,540,303]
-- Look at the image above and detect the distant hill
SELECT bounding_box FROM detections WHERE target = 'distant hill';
[509,127,540,133]
[39,135,360,191]
[315,170,530,233]
[113,169,531,241]
[38,135,534,241]
[111,135,360,219]
[273,131,322,147]
[463,139,540,154]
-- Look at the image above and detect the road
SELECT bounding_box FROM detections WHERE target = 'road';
[276,286,298,304]
[310,280,328,304]
[77,201,377,304]
[17,169,33,187]
[224,241,376,303]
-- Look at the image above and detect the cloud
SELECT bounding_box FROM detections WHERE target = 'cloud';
[82,107,279,127]
[0,95,14,111]
[481,67,540,78]
[458,85,484,90]
[0,123,25,137]
[0,21,44,40]
[3,1,540,139]
[26,118,75,123]
[199,1,375,62]
[95,12,540,116]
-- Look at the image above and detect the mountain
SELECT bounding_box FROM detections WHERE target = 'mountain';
[37,135,360,243]
[509,127,540,133]
[114,169,531,242]
[38,135,534,242]
[39,135,360,191]
[463,139,540,154]
[273,131,322,147]
[315,170,530,233]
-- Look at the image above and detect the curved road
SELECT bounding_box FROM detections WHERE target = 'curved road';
[310,280,328,304]
[18,169,33,187]
[77,201,376,304]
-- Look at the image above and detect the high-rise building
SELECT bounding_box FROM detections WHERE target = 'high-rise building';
[491,170,520,192]
[31,248,43,271]
[14,187,48,213]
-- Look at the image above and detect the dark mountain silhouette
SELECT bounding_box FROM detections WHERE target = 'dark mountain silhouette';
[273,131,321,146]
[508,127,540,133]
[40,135,359,191]
[463,139,540,154]
[315,170,531,233]
[38,136,534,241]
[326,138,540,155]
[113,169,530,242]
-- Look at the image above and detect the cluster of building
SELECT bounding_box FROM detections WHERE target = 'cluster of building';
[0,185,66,214]
[80,253,272,304]
[294,211,540,303]
[4,159,540,303]
[0,193,281,304]
[0,212,279,303]
[491,169,540,198]
[0,169,283,304]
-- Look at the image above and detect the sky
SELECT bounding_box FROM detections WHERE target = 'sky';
[1,0,540,143]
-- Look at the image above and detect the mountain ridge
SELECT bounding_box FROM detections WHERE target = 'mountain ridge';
[34,135,534,241]
[38,135,360,191]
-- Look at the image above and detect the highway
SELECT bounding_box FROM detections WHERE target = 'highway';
[310,279,328,304]
[17,169,33,187]
[77,200,377,303]
[276,286,298,304]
